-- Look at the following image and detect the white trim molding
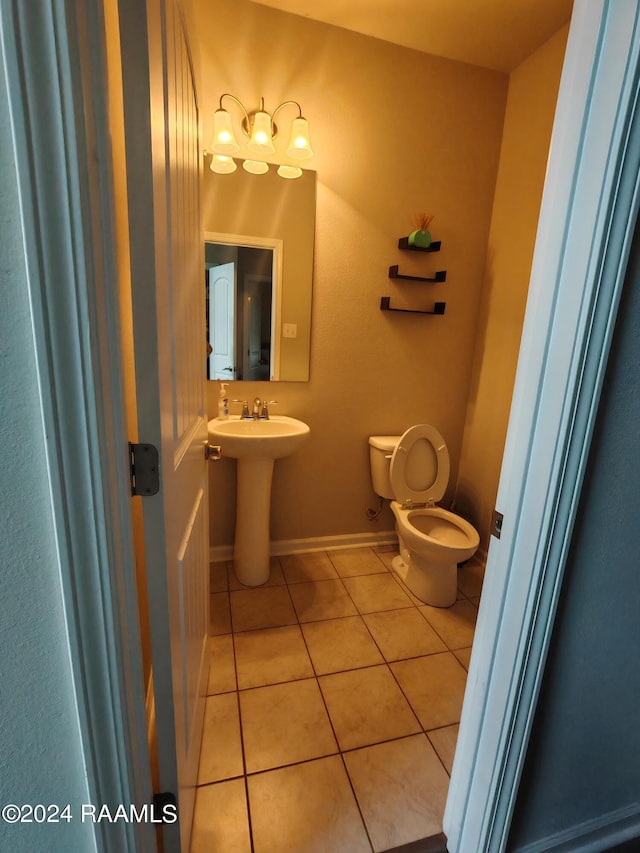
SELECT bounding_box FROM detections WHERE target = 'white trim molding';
[210,529,398,562]
[516,805,640,853]
[444,2,640,852]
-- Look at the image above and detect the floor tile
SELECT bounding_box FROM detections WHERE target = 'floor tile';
[229,586,296,633]
[342,573,413,613]
[453,647,472,671]
[428,724,459,774]
[210,592,231,636]
[247,756,371,853]
[210,560,229,593]
[301,615,384,674]
[288,578,357,622]
[328,547,388,577]
[234,625,313,689]
[457,560,484,598]
[190,778,251,853]
[228,557,285,589]
[372,546,399,572]
[344,734,449,851]
[208,634,236,694]
[197,694,243,784]
[279,551,338,583]
[239,679,337,773]
[319,665,421,751]
[363,608,447,661]
[391,653,468,730]
[419,599,478,649]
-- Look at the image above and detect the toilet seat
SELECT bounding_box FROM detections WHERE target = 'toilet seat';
[390,424,450,505]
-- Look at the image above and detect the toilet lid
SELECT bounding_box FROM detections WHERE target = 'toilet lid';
[390,424,450,504]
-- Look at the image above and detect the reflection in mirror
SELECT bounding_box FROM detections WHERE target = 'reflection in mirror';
[206,235,282,381]
[203,162,316,381]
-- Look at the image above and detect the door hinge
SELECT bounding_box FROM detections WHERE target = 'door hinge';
[129,442,160,496]
[491,508,504,539]
[152,791,178,823]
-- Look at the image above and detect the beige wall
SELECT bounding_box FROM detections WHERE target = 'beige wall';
[194,0,509,549]
[455,25,569,559]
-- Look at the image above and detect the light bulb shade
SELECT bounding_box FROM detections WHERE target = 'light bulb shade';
[247,111,275,154]
[212,109,240,154]
[286,116,313,160]
[210,154,237,174]
[242,159,269,175]
[277,165,302,179]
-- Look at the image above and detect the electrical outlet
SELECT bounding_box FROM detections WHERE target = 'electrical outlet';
[283,323,298,338]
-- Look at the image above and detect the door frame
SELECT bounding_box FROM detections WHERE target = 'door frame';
[1,1,154,851]
[5,2,640,853]
[445,1,640,850]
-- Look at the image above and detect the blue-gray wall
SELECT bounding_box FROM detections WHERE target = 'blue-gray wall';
[0,61,96,853]
[509,220,640,848]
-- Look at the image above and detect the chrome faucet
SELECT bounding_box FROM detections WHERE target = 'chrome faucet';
[233,398,278,419]
[232,399,252,419]
[260,400,278,419]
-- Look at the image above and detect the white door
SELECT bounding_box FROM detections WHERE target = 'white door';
[209,263,236,380]
[124,0,208,850]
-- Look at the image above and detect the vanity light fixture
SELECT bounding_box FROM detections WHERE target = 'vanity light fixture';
[210,93,313,178]
[277,165,303,179]
[243,159,270,175]
[209,154,237,174]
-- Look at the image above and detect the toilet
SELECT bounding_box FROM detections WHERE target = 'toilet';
[369,424,479,607]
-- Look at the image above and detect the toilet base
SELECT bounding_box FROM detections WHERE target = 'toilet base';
[391,554,457,608]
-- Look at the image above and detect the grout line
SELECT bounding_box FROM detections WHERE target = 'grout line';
[231,625,256,850]
[203,548,480,851]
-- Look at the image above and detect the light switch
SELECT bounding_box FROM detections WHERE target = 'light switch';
[283,323,298,338]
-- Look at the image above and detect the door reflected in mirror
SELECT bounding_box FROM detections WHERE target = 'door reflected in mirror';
[203,162,316,382]
[206,236,282,381]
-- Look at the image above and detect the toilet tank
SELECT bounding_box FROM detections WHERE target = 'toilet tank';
[368,435,401,499]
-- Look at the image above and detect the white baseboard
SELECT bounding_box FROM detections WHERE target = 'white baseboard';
[516,804,640,853]
[210,530,398,563]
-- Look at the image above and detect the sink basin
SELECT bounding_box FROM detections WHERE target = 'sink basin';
[208,415,310,459]
[208,415,310,587]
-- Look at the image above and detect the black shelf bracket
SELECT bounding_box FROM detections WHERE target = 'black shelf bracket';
[388,265,447,282]
[398,238,441,252]
[380,296,446,315]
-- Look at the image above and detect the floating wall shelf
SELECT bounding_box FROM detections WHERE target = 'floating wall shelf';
[398,238,441,252]
[388,265,447,282]
[380,297,446,315]
[382,236,446,315]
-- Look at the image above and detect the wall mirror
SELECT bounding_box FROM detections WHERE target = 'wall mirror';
[203,162,316,381]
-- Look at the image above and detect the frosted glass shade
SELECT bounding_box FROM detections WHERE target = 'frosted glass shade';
[248,111,275,154]
[242,159,269,175]
[277,165,302,179]
[286,116,313,160]
[210,154,237,174]
[212,109,240,154]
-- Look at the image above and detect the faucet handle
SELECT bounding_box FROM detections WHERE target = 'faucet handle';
[232,399,250,419]
[261,399,278,419]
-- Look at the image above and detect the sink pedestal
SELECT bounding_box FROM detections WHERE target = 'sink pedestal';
[207,415,310,587]
[233,456,274,586]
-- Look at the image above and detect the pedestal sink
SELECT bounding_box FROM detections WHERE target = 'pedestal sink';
[208,415,310,586]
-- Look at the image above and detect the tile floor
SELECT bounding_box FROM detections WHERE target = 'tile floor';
[191,546,484,853]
